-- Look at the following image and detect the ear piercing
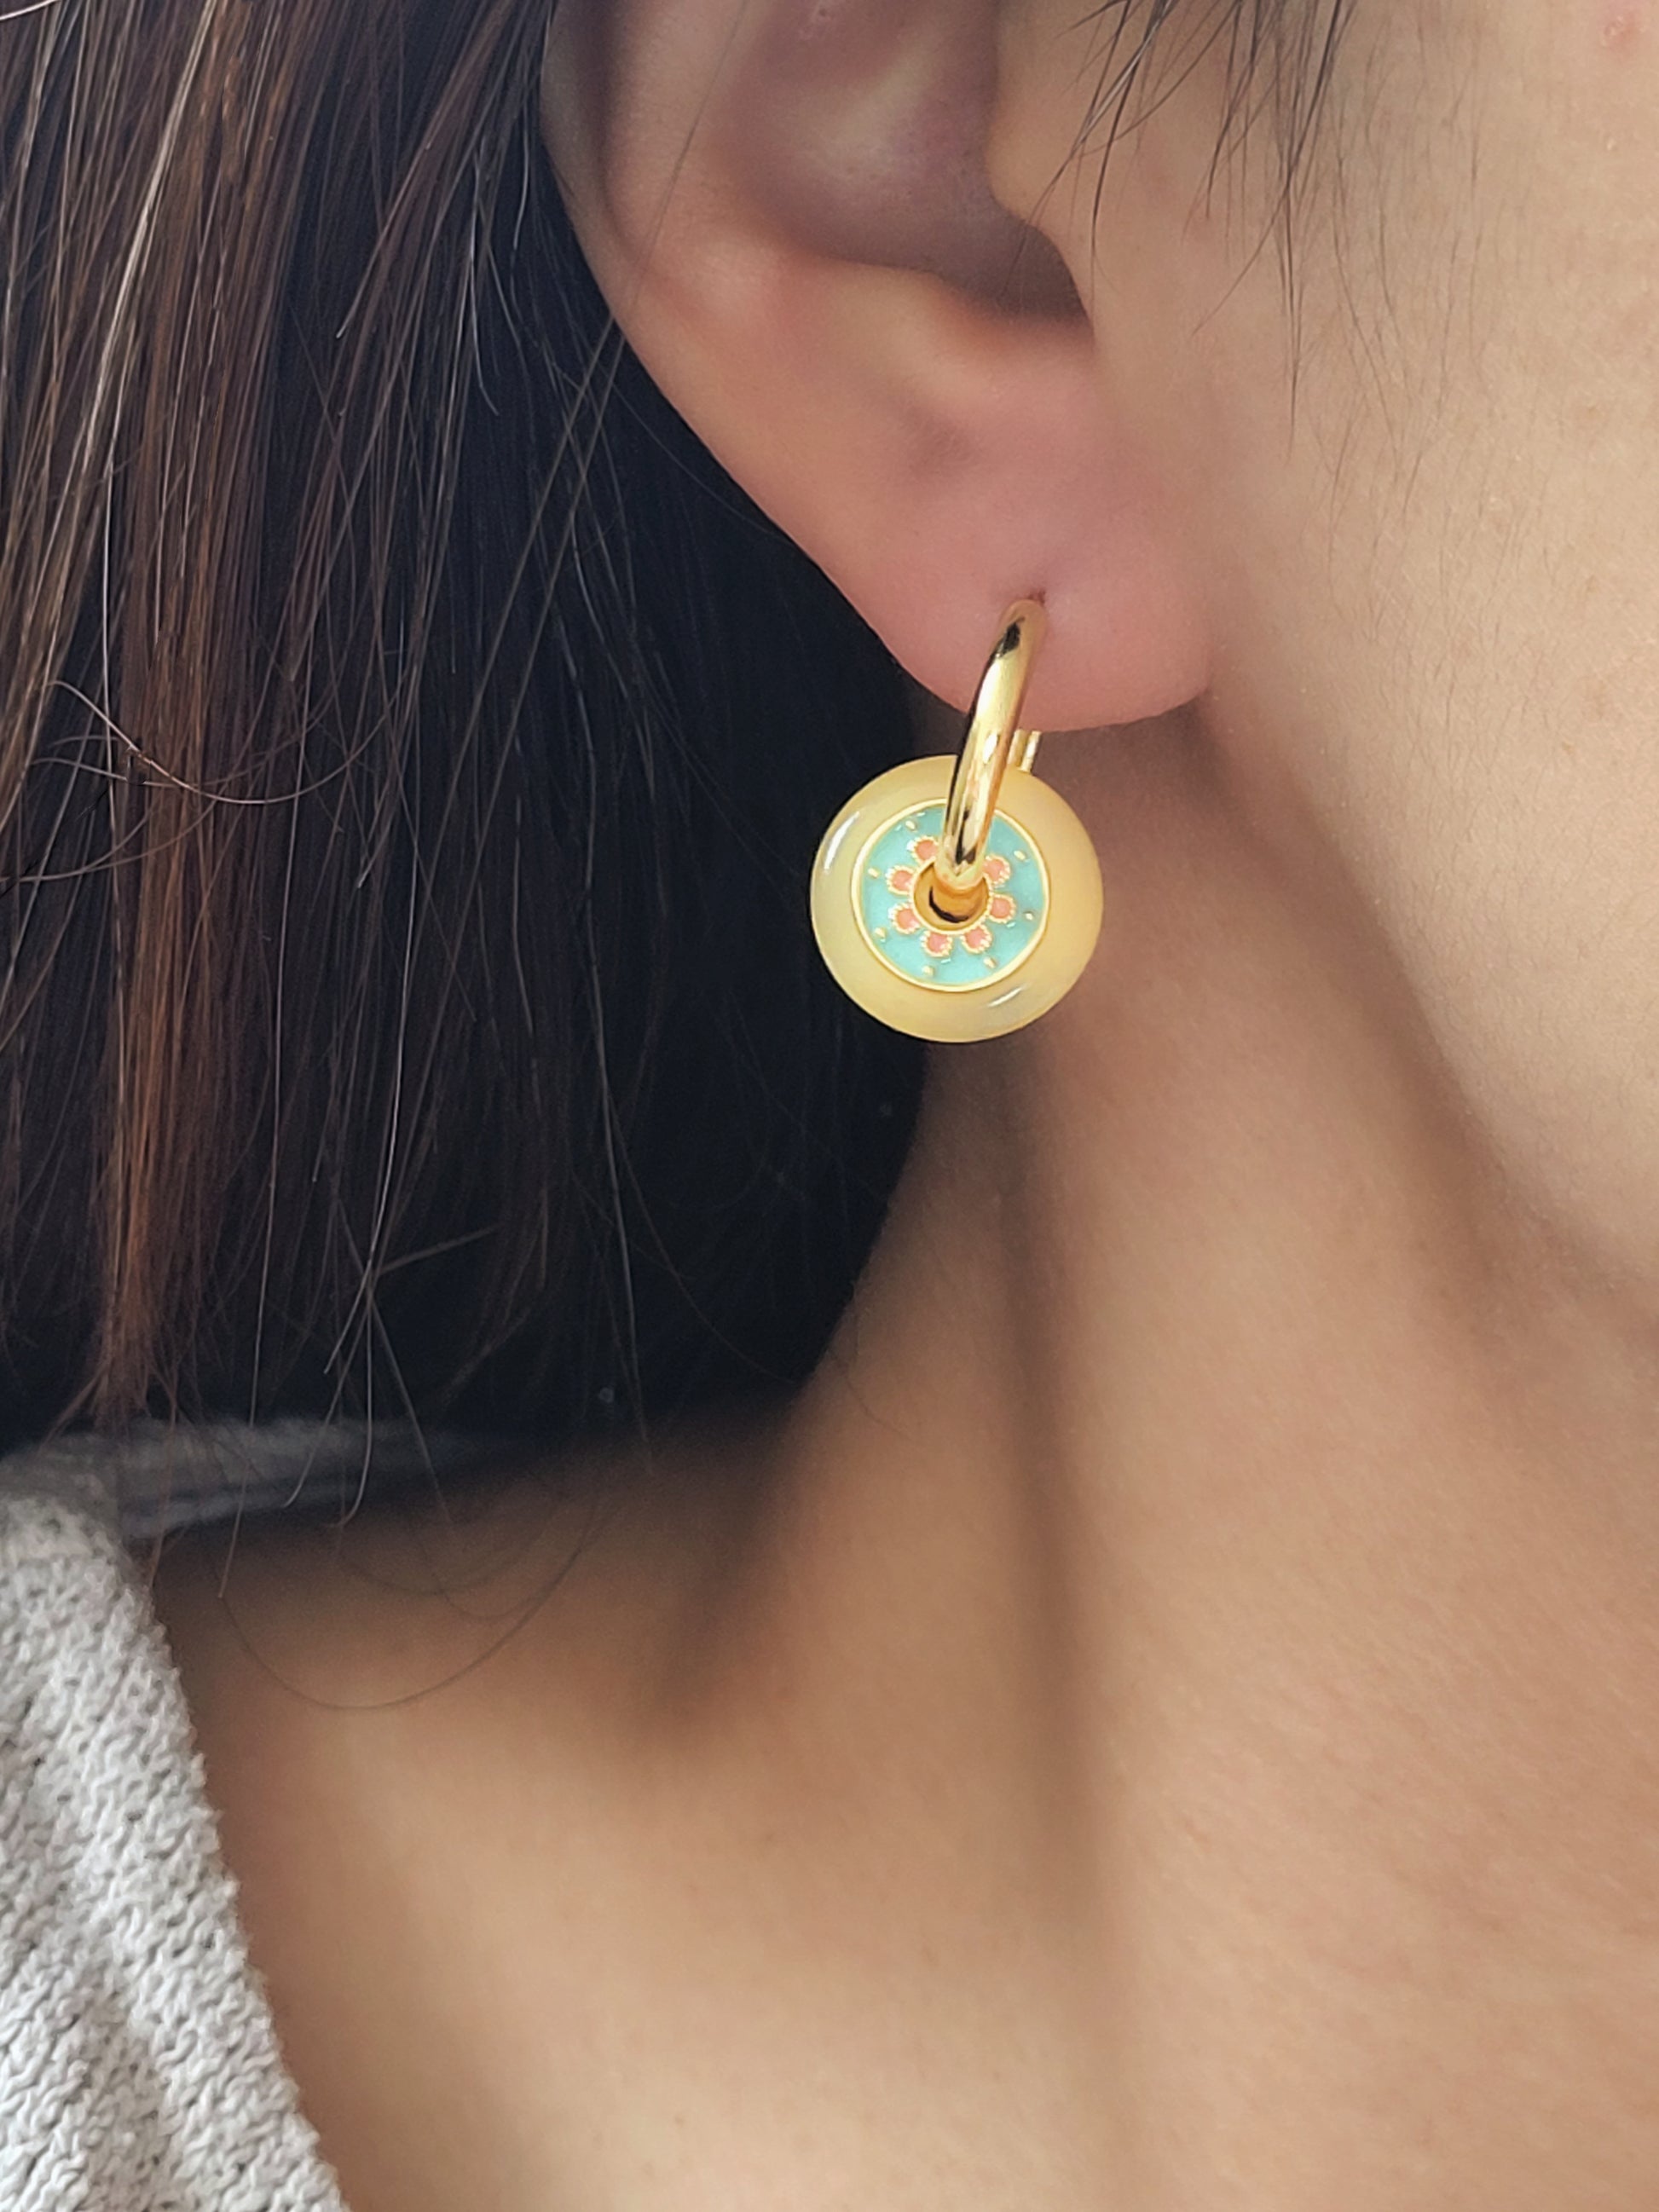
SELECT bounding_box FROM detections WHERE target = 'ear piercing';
[810,600,1102,1042]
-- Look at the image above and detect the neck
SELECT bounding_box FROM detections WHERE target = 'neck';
[148,706,1659,2210]
[727,702,1659,2192]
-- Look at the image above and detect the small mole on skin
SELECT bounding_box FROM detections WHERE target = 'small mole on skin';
[1604,3,1645,50]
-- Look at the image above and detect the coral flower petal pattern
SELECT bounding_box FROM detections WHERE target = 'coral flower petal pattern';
[855,802,1050,995]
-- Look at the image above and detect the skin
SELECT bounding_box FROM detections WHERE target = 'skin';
[155,2,1659,2205]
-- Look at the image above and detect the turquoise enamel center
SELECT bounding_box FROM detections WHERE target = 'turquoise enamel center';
[853,801,1050,992]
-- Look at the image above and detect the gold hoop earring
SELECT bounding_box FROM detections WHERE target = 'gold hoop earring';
[810,600,1103,1042]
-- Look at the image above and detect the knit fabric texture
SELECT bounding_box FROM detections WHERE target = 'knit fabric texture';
[0,1475,348,2211]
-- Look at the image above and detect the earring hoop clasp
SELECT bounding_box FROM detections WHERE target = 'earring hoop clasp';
[930,598,1047,922]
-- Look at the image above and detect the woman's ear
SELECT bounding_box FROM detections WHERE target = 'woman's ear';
[540,0,1211,729]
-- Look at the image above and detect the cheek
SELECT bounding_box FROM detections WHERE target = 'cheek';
[1598,3,1646,51]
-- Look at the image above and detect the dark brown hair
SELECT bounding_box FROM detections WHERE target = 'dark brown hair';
[0,0,1345,1470]
[0,0,918,1457]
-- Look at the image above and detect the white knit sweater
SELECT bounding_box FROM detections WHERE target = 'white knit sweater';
[0,1441,373,2210]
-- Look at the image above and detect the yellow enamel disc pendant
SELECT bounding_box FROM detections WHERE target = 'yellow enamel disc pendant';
[810,604,1102,1042]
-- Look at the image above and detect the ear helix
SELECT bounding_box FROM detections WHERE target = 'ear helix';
[810,601,1103,1042]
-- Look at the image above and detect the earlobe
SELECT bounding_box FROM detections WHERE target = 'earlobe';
[541,0,1211,731]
